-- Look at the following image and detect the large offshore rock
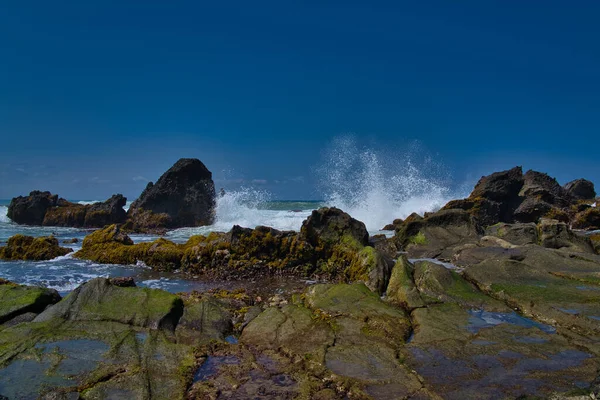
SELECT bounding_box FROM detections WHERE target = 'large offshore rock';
[126,158,216,230]
[0,234,73,261]
[7,190,58,225]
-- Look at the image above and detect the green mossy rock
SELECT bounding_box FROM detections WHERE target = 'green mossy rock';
[241,283,423,398]
[0,234,73,261]
[385,256,425,310]
[34,278,183,331]
[0,281,61,324]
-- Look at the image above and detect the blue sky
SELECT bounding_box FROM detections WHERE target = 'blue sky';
[1,1,599,200]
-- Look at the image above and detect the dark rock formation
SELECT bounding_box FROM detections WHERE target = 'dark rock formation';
[564,178,596,200]
[442,167,597,229]
[0,235,73,261]
[126,158,216,231]
[7,191,58,225]
[7,191,127,228]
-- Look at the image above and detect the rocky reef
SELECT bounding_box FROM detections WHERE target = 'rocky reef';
[125,158,216,232]
[74,207,391,293]
[7,192,127,228]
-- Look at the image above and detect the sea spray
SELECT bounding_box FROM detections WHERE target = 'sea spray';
[317,136,460,231]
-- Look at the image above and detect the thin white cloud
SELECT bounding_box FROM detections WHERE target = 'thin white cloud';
[251,179,268,185]
[132,176,148,182]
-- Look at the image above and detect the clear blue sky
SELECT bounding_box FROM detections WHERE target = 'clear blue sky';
[1,1,599,200]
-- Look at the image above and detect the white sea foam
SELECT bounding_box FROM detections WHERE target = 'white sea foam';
[0,206,9,224]
[77,200,101,205]
[317,136,464,232]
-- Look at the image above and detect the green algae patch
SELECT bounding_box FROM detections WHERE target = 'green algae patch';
[0,284,61,324]
[408,231,427,245]
[0,234,72,261]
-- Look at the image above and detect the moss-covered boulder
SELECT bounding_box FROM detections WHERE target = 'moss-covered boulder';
[0,281,61,324]
[74,225,184,270]
[0,234,73,261]
[300,207,369,253]
[385,255,425,310]
[34,278,184,330]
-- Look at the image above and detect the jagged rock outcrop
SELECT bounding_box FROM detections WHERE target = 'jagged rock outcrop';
[7,191,127,227]
[441,167,597,229]
[126,158,216,232]
[0,235,73,261]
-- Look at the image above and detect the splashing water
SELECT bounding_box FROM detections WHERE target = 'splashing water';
[167,188,316,239]
[317,136,460,231]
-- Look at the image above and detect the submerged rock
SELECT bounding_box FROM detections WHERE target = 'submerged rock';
[0,234,72,261]
[126,158,216,231]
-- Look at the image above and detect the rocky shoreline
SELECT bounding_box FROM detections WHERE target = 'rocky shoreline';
[1,165,600,399]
